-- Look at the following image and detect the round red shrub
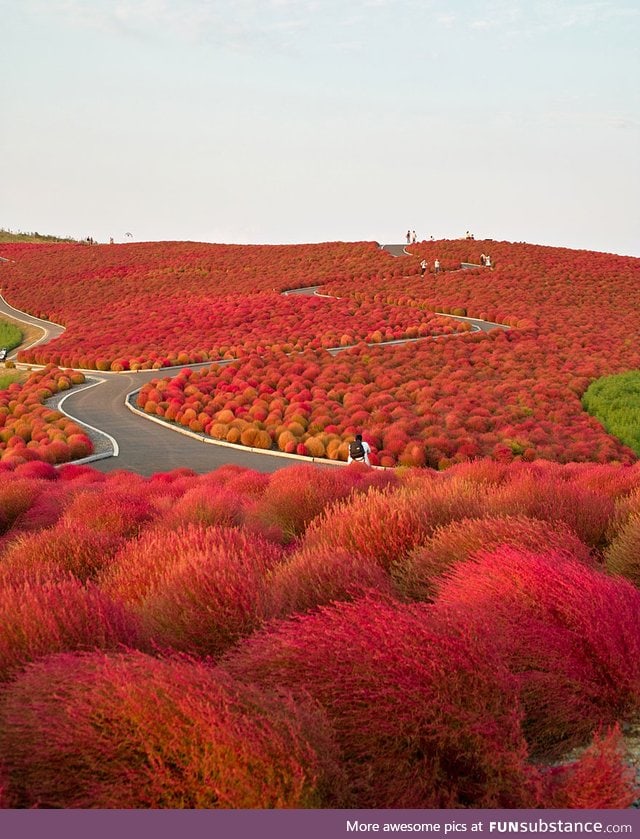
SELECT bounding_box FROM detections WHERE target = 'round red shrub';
[222,596,537,808]
[485,473,615,548]
[13,461,58,481]
[60,487,156,537]
[0,523,124,586]
[394,515,594,601]
[247,464,357,543]
[543,726,638,809]
[0,479,43,534]
[0,579,142,682]
[0,650,349,808]
[300,478,489,570]
[268,545,396,618]
[136,528,282,658]
[434,547,640,757]
[160,484,247,530]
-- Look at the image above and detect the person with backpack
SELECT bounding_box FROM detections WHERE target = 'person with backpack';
[348,434,371,466]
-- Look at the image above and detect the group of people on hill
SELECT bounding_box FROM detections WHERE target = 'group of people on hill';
[420,258,440,277]
[406,230,436,244]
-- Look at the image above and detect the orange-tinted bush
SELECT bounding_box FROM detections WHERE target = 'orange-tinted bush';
[136,528,282,658]
[394,515,594,601]
[484,473,614,548]
[544,726,638,809]
[0,523,124,586]
[60,487,156,538]
[268,545,395,618]
[247,464,357,542]
[301,479,488,570]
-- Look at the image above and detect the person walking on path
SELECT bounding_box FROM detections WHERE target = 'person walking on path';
[412,230,417,243]
[348,434,371,466]
[420,259,428,277]
[434,258,441,274]
[406,230,411,244]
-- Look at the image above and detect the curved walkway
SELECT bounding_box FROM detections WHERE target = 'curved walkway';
[0,250,507,475]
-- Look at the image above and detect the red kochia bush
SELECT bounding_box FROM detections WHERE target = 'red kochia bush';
[485,474,615,548]
[100,523,283,604]
[0,523,124,586]
[159,484,247,530]
[435,547,640,756]
[13,461,58,481]
[0,651,349,808]
[0,479,42,534]
[9,484,66,532]
[222,596,537,808]
[0,579,141,682]
[268,545,396,618]
[544,726,638,809]
[247,464,358,542]
[299,479,489,571]
[394,515,594,602]
[60,488,156,538]
[100,524,283,658]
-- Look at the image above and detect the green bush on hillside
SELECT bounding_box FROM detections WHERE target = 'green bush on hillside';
[582,371,640,456]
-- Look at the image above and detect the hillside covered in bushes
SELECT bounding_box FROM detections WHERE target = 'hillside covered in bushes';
[1,458,640,808]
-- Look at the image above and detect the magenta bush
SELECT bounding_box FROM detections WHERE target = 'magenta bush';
[435,547,640,756]
[394,515,594,602]
[223,595,537,808]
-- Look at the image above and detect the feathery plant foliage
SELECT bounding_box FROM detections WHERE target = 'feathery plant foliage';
[583,370,640,456]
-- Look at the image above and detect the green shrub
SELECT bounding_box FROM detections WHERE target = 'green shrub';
[0,321,23,351]
[0,372,22,390]
[582,371,640,456]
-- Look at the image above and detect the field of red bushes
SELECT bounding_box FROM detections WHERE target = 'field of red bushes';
[0,366,92,467]
[0,458,640,808]
[134,239,640,467]
[2,237,640,809]
[1,241,463,369]
[2,237,637,468]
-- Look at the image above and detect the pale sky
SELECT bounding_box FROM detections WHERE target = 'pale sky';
[2,0,639,255]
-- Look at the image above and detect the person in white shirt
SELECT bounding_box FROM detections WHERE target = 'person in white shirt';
[434,258,441,274]
[347,434,371,465]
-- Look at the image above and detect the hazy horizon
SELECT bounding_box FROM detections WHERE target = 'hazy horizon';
[2,1,639,257]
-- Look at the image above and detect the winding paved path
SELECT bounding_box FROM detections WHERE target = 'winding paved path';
[0,247,505,475]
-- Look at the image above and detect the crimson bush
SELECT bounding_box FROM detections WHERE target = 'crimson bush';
[0,651,349,808]
[223,596,537,808]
